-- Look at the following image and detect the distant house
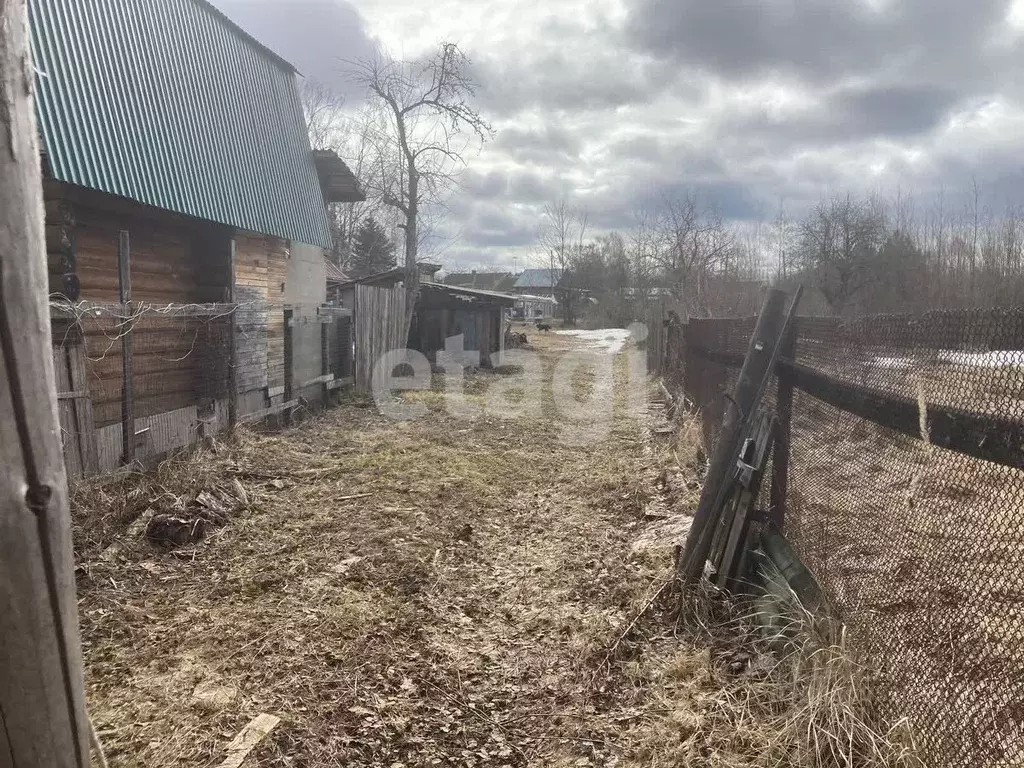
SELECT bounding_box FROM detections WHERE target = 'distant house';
[32,0,364,473]
[325,258,350,304]
[445,271,518,293]
[512,268,565,296]
[511,269,565,318]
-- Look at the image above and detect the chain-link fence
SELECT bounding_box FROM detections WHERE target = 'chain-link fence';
[668,308,1024,768]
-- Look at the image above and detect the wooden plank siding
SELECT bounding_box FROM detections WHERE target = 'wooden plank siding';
[234,232,289,407]
[40,181,320,474]
[353,283,407,393]
[44,184,233,457]
[65,203,232,428]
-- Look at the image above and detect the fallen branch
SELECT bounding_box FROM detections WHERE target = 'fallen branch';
[597,577,675,672]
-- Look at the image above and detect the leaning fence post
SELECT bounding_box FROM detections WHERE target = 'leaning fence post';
[769,322,798,530]
[118,230,135,465]
[678,288,791,584]
[0,0,90,762]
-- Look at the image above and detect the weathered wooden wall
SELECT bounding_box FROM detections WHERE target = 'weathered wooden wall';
[44,183,234,472]
[354,283,407,393]
[411,291,507,367]
[45,184,233,428]
[234,232,288,407]
[42,183,350,476]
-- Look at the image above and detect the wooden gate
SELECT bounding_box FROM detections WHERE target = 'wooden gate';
[353,283,408,393]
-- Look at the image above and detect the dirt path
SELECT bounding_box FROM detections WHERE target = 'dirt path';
[75,331,694,767]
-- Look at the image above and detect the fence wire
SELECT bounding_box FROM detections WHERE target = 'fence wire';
[670,308,1024,768]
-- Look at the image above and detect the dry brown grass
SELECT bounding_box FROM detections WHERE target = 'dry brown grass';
[615,589,922,768]
[72,330,914,768]
[73,332,671,767]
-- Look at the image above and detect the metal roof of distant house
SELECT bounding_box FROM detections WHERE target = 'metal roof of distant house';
[514,269,563,289]
[30,0,341,249]
[324,258,349,285]
[445,271,516,292]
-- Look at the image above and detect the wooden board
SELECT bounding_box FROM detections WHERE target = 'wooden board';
[353,283,407,393]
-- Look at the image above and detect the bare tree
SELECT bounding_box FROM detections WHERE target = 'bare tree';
[652,193,734,315]
[627,207,661,313]
[353,43,493,335]
[298,82,387,270]
[798,194,888,314]
[300,78,346,150]
[540,199,588,324]
[771,198,794,281]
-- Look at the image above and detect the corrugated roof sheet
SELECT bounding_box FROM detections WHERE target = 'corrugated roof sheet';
[445,271,515,291]
[514,268,563,289]
[324,257,349,285]
[30,0,333,249]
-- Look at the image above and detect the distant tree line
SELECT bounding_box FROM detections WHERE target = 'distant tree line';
[540,184,1024,325]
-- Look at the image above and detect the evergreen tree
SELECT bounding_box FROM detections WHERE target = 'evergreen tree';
[348,217,396,277]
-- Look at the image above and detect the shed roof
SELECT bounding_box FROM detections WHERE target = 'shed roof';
[30,0,334,248]
[336,263,443,288]
[324,257,349,285]
[444,271,516,292]
[313,151,365,203]
[514,268,563,289]
[422,282,515,307]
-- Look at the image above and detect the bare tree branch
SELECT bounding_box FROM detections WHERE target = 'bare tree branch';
[350,42,493,338]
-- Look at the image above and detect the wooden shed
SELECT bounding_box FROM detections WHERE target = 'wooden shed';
[409,284,515,368]
[336,266,514,377]
[31,0,364,474]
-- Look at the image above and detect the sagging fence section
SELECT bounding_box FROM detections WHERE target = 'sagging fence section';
[658,307,1024,768]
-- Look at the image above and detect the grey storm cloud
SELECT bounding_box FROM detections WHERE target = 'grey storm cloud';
[492,125,582,166]
[626,0,1011,87]
[718,83,965,148]
[475,45,675,116]
[208,0,377,100]
[606,135,724,177]
[462,167,565,203]
[211,0,1024,270]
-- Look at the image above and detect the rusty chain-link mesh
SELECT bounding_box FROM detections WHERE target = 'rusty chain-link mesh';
[669,308,1024,768]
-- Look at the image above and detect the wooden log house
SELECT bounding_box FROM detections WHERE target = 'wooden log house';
[30,0,363,475]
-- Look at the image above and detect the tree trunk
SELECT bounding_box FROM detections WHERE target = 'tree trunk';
[0,1,90,765]
[403,170,419,341]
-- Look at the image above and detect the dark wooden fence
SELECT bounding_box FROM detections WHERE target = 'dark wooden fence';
[667,308,1024,768]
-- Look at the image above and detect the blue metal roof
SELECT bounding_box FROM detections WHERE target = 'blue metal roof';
[30,0,333,249]
[514,269,563,289]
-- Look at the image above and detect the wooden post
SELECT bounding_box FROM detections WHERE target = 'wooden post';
[118,230,135,465]
[228,238,238,427]
[0,1,90,764]
[768,322,798,530]
[678,288,790,583]
[321,309,331,406]
[283,308,294,403]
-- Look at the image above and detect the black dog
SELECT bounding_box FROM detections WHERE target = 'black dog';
[535,321,551,332]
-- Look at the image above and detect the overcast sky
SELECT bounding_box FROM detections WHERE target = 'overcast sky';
[211,0,1024,272]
